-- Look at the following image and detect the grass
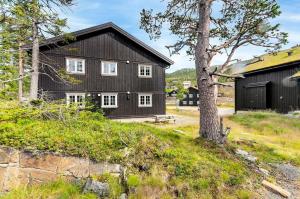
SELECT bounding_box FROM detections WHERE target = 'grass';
[0,180,97,199]
[244,46,300,72]
[227,111,300,165]
[0,100,257,198]
[166,106,300,166]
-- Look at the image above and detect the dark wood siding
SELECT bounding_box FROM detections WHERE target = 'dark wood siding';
[235,63,300,113]
[38,29,167,117]
[179,87,199,106]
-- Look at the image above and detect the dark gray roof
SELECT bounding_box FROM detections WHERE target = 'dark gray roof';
[24,22,174,65]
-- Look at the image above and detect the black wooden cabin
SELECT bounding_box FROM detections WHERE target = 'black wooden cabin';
[27,22,173,117]
[235,48,300,113]
[179,87,199,106]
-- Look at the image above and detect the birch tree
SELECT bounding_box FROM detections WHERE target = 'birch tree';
[140,0,287,144]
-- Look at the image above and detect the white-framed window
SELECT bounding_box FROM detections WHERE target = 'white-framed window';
[138,93,152,107]
[189,94,193,98]
[66,93,85,107]
[171,93,176,97]
[66,58,85,74]
[101,93,118,108]
[197,94,199,98]
[101,61,118,76]
[197,101,200,105]
[183,94,187,98]
[138,64,152,78]
[183,101,187,105]
[189,101,194,105]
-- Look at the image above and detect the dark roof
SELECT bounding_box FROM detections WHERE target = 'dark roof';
[24,22,174,65]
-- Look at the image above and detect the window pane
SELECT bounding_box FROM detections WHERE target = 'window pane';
[110,63,116,73]
[104,96,109,105]
[69,60,76,72]
[140,96,145,105]
[77,61,83,72]
[145,67,150,76]
[104,63,109,74]
[110,96,116,106]
[146,96,151,105]
[69,95,75,103]
[140,66,145,76]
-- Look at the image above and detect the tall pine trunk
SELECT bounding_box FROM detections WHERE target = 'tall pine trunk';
[196,0,223,144]
[29,19,39,100]
[18,42,24,102]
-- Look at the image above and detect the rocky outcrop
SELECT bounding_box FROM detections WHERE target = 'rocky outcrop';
[0,146,122,192]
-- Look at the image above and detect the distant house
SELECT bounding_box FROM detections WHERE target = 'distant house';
[235,47,300,113]
[167,89,177,97]
[26,22,173,117]
[183,81,191,89]
[179,87,199,106]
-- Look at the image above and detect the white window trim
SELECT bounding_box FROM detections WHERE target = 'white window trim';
[138,64,152,78]
[183,101,187,105]
[66,58,85,74]
[138,93,153,107]
[101,61,118,76]
[189,101,194,105]
[189,94,193,98]
[66,93,86,107]
[101,93,118,108]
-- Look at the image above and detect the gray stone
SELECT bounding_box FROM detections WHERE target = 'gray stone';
[236,149,257,162]
[83,178,110,197]
[120,193,127,199]
[259,168,269,176]
[274,163,300,181]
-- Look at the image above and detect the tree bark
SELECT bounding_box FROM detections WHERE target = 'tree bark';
[18,42,24,102]
[29,18,39,100]
[196,0,224,144]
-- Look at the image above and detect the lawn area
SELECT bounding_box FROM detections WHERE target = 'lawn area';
[0,101,258,198]
[228,112,300,166]
[166,106,300,166]
[1,180,97,199]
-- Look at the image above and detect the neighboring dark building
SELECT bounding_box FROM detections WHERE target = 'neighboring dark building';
[235,47,300,113]
[167,89,177,97]
[28,22,173,117]
[179,87,199,106]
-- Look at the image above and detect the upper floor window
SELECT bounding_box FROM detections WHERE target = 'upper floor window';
[101,93,118,108]
[138,93,152,107]
[66,58,85,74]
[66,93,85,107]
[138,64,152,78]
[189,94,193,98]
[102,61,117,76]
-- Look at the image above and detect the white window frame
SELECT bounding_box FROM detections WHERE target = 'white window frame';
[101,61,118,76]
[138,64,152,78]
[183,101,187,105]
[189,94,193,98]
[183,94,187,98]
[66,58,85,74]
[66,93,85,107]
[189,101,194,105]
[197,94,199,98]
[101,93,118,108]
[138,93,152,107]
[197,101,200,105]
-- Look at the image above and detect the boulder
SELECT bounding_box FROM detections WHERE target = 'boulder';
[83,178,110,197]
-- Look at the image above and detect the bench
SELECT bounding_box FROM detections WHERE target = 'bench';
[154,115,176,123]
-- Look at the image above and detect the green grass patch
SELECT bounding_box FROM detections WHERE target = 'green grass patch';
[228,111,300,165]
[0,101,258,198]
[0,180,97,199]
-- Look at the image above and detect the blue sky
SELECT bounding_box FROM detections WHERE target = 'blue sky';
[60,0,300,72]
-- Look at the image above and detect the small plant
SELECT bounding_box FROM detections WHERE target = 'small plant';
[127,174,140,188]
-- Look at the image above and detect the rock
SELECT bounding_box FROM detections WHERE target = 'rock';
[20,152,60,172]
[0,148,11,164]
[57,157,90,178]
[236,149,257,162]
[89,162,122,176]
[274,163,300,181]
[83,178,110,197]
[120,193,127,199]
[259,168,269,176]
